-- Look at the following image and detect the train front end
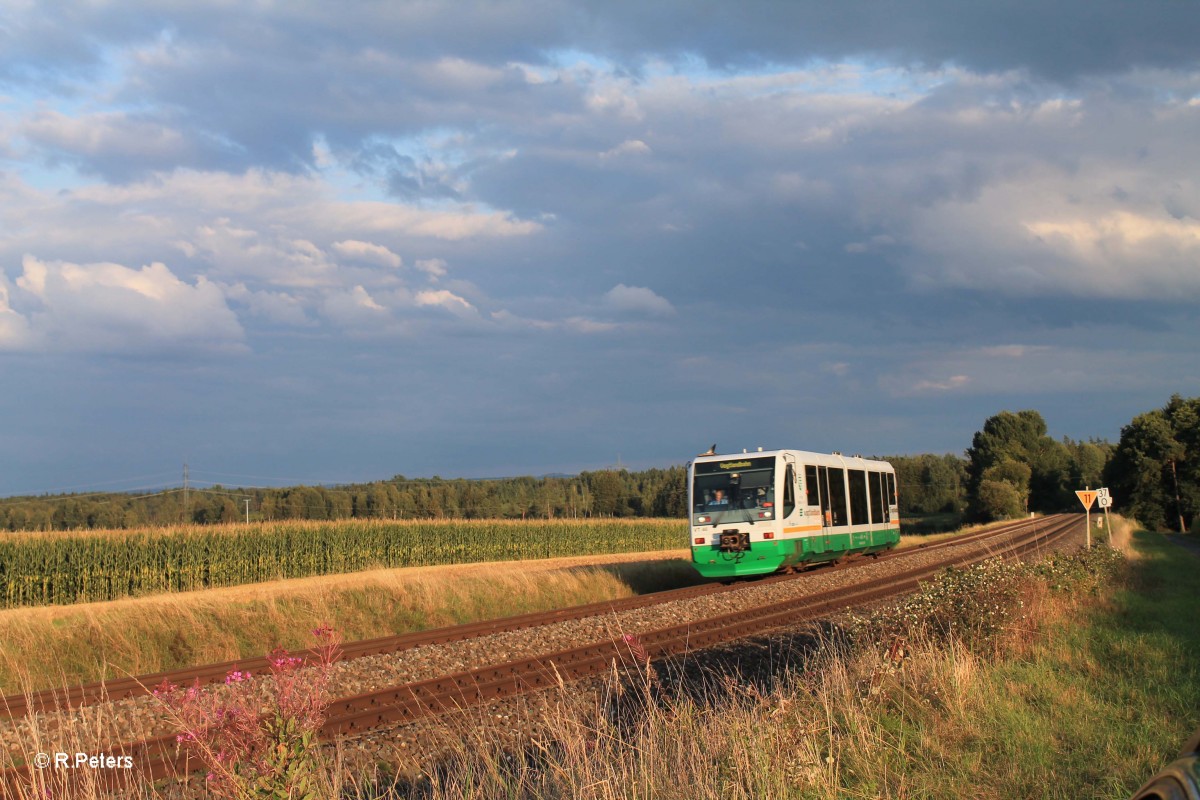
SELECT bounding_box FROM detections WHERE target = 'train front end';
[688,452,789,579]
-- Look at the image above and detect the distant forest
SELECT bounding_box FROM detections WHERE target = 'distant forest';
[2,395,1196,532]
[0,468,689,531]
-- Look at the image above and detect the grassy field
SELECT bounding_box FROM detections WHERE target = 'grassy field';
[0,550,696,695]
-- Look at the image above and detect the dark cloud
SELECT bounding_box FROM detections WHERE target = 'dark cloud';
[2,1,1199,492]
[579,1,1200,80]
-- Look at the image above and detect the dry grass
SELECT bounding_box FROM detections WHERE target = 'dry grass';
[0,550,691,694]
[897,516,1030,550]
[1105,514,1138,556]
[8,531,1189,800]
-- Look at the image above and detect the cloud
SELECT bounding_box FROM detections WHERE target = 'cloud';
[564,316,620,334]
[332,240,403,269]
[223,283,312,326]
[415,288,477,318]
[415,258,448,280]
[19,109,229,180]
[977,344,1050,358]
[320,284,391,329]
[4,255,244,353]
[911,375,970,393]
[600,139,651,159]
[904,182,1200,300]
[0,273,32,350]
[603,284,674,316]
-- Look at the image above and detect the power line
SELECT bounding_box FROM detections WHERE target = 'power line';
[0,483,180,505]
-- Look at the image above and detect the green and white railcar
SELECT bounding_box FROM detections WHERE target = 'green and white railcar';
[688,449,899,579]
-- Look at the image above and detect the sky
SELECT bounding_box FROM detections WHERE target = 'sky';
[1,1,1199,496]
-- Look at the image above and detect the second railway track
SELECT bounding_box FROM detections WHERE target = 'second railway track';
[2,513,1083,791]
[0,514,1046,720]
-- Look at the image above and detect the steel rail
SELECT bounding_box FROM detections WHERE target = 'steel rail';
[1,516,1040,719]
[1,515,1078,791]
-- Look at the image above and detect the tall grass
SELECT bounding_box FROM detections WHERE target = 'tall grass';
[0,519,685,608]
[8,517,1195,799]
[338,519,1197,800]
[0,553,696,693]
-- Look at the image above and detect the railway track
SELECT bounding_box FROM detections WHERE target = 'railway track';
[1,514,1080,792]
[0,515,1034,720]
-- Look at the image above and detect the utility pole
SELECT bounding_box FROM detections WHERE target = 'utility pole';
[244,498,251,525]
[183,463,190,524]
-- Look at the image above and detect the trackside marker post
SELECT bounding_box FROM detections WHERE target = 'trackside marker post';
[1097,487,1113,543]
[1077,488,1097,549]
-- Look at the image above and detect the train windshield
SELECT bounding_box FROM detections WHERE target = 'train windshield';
[692,456,776,526]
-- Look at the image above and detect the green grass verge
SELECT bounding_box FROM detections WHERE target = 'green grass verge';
[836,530,1200,799]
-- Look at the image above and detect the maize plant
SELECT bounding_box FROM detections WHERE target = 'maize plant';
[0,519,685,608]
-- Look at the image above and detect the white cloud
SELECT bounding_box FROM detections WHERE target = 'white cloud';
[905,182,1200,299]
[600,139,652,159]
[4,255,244,353]
[20,110,194,171]
[415,258,448,280]
[321,285,391,328]
[332,240,403,269]
[415,288,477,317]
[911,375,970,392]
[316,200,541,240]
[603,284,674,316]
[0,273,32,350]
[564,316,620,334]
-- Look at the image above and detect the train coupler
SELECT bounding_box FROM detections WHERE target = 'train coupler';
[717,530,750,553]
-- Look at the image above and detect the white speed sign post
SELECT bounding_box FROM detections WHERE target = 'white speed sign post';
[1097,487,1113,541]
[1076,488,1097,549]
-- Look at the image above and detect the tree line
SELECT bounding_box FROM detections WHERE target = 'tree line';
[0,468,688,531]
[915,394,1199,532]
[2,394,1195,532]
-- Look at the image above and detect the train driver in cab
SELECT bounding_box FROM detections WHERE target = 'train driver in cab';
[708,489,730,507]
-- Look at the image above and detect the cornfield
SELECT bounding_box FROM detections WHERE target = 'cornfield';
[0,518,685,608]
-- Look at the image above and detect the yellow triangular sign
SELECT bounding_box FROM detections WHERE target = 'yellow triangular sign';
[1076,490,1097,510]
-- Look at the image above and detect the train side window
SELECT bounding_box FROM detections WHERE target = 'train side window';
[848,469,869,526]
[827,467,847,526]
[886,472,897,507]
[783,464,796,517]
[805,465,820,506]
[869,471,884,524]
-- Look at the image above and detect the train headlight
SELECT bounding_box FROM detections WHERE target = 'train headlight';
[697,515,711,523]
[758,511,772,519]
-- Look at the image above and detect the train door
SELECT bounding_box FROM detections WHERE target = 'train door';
[816,466,831,528]
[804,464,821,520]
[782,455,797,520]
[816,465,846,527]
[886,472,898,521]
[870,471,888,524]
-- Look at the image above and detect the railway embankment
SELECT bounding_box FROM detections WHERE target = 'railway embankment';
[6,516,1196,799]
[336,519,1197,800]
